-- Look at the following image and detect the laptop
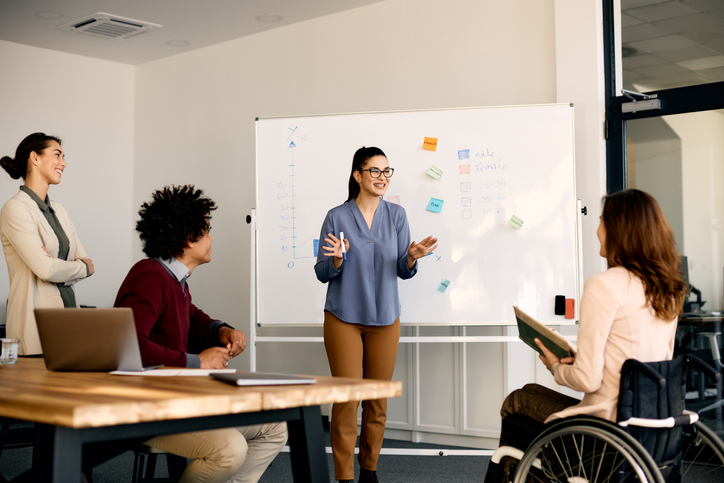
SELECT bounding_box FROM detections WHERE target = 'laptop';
[34,307,159,372]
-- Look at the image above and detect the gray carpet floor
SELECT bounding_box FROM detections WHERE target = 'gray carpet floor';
[0,437,489,482]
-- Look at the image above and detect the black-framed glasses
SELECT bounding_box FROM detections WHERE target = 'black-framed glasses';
[360,167,394,178]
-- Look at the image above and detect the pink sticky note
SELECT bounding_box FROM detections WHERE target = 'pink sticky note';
[387,195,400,205]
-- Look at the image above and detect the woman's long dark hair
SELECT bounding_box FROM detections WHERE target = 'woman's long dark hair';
[1,133,62,180]
[346,146,387,202]
[601,189,686,321]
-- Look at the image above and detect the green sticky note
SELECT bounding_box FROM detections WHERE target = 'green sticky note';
[437,278,451,293]
[508,215,523,229]
[427,166,443,179]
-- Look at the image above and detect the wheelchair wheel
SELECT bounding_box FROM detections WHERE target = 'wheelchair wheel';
[680,421,724,482]
[513,417,664,483]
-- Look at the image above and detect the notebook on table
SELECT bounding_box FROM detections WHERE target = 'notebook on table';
[34,307,160,372]
[213,372,316,386]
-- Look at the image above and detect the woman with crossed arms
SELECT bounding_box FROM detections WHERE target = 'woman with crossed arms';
[315,146,437,483]
[0,133,94,355]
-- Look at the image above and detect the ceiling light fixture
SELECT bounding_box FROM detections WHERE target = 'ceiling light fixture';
[35,12,63,19]
[255,14,283,23]
[166,40,190,47]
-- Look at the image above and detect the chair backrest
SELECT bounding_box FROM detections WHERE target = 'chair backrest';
[618,357,685,482]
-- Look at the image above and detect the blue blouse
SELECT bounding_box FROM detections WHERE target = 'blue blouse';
[314,199,417,326]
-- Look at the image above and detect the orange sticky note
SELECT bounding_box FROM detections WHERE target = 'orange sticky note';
[423,137,438,151]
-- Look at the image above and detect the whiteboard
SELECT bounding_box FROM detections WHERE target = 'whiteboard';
[255,105,579,326]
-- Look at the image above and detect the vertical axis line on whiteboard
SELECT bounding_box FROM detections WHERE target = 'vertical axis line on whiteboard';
[290,142,297,261]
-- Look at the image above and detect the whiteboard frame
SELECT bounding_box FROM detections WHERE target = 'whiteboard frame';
[253,104,581,329]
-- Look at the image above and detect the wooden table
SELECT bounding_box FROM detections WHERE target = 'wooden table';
[0,359,402,482]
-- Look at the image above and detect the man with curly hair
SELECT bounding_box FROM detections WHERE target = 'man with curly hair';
[114,185,286,483]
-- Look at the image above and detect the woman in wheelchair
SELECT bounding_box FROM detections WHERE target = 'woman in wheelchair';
[485,189,689,483]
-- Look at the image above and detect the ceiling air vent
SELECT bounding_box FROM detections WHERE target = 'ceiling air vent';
[58,12,162,40]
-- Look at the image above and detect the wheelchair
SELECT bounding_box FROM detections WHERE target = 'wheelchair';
[489,354,724,483]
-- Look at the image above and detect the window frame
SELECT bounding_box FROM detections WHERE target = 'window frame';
[603,0,724,194]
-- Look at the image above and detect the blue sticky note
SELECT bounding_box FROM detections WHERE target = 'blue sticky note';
[313,239,319,257]
[437,278,451,293]
[427,198,444,213]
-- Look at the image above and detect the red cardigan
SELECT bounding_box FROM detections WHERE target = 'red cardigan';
[114,258,216,367]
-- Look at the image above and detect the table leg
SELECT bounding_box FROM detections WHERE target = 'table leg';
[287,405,329,482]
[35,425,83,482]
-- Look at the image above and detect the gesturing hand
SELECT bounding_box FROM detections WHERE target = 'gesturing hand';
[322,233,350,269]
[406,236,438,268]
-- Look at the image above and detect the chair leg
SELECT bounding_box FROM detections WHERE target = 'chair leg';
[144,453,157,481]
[131,452,145,483]
[167,454,187,479]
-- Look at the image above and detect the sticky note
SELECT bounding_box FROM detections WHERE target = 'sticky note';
[458,149,470,160]
[427,198,444,213]
[423,137,438,151]
[437,278,451,293]
[427,166,443,179]
[313,239,319,257]
[508,215,524,230]
[387,195,400,205]
[565,299,575,319]
[459,164,471,175]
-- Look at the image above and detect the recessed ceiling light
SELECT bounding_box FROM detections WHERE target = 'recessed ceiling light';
[166,40,190,47]
[35,12,63,19]
[255,14,283,22]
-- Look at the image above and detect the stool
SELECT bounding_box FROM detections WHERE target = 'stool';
[131,444,187,483]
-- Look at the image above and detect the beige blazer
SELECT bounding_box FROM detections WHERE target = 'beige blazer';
[550,266,678,422]
[0,189,89,355]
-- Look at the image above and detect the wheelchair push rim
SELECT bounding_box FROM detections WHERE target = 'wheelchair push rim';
[513,418,665,483]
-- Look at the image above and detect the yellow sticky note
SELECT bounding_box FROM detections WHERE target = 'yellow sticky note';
[423,137,438,151]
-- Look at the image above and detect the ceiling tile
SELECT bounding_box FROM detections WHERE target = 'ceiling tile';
[625,1,700,22]
[681,0,724,12]
[623,0,671,8]
[705,39,724,53]
[621,13,646,27]
[653,43,721,61]
[695,65,724,80]
[628,34,698,52]
[680,26,724,42]
[653,13,724,33]
[676,54,724,69]
[630,61,692,77]
[623,53,668,68]
[623,23,670,41]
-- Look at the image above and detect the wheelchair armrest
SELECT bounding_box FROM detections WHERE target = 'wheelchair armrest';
[684,354,721,382]
[618,411,699,429]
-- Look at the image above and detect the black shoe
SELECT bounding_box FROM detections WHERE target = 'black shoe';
[358,468,379,483]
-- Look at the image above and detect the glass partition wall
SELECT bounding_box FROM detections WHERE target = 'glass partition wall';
[605,0,724,435]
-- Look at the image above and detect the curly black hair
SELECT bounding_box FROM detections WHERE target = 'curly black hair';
[136,185,217,260]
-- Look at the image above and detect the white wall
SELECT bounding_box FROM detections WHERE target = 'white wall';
[134,0,564,374]
[0,40,135,322]
[668,111,724,312]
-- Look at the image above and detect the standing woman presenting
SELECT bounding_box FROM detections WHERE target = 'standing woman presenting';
[315,146,438,483]
[0,133,94,355]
